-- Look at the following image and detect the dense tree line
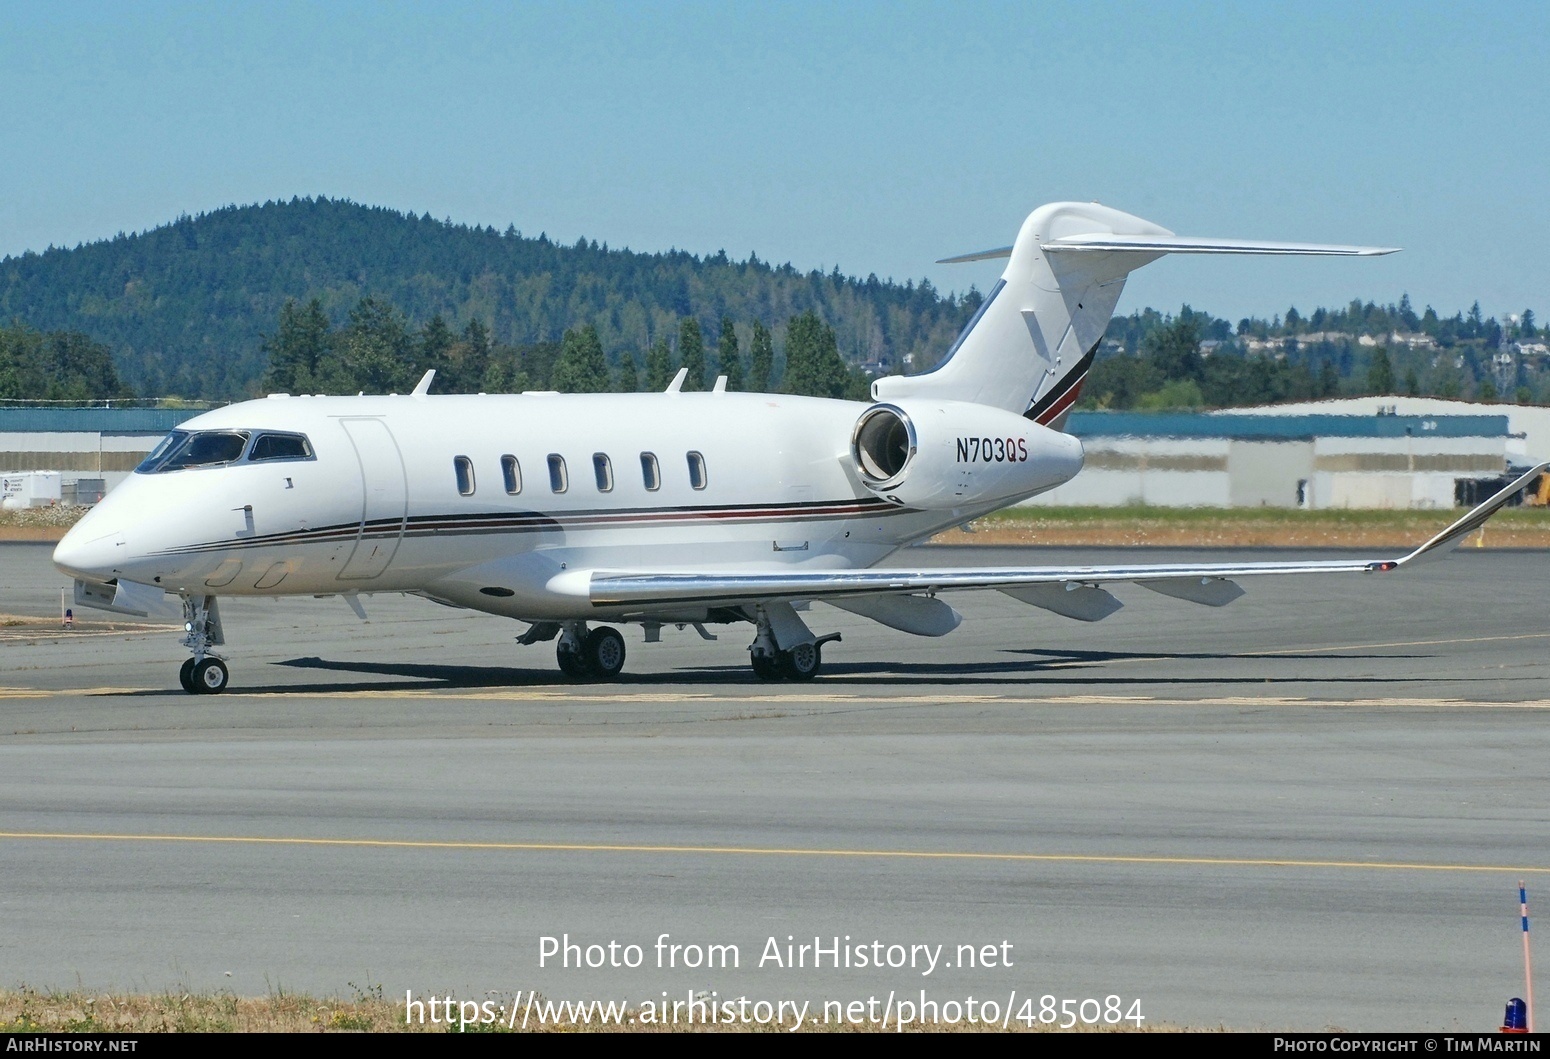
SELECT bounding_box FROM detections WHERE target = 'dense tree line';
[1084,297,1550,410]
[0,197,970,400]
[3,197,1543,407]
[0,322,128,401]
[263,297,872,401]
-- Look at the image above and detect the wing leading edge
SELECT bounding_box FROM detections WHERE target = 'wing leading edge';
[582,463,1546,612]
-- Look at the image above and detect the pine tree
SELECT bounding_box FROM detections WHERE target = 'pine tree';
[1398,293,1419,331]
[263,298,331,392]
[448,319,491,392]
[1366,347,1394,394]
[645,336,674,391]
[615,350,639,392]
[715,316,743,390]
[1142,315,1202,382]
[315,296,413,394]
[550,324,610,393]
[419,313,454,389]
[783,310,848,398]
[748,320,774,392]
[678,318,705,390]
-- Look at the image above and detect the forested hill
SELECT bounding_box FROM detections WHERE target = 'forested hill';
[0,197,971,400]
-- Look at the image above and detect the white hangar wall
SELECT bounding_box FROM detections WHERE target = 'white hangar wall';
[1023,407,1512,509]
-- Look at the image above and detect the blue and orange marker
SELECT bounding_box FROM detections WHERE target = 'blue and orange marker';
[1504,882,1535,1033]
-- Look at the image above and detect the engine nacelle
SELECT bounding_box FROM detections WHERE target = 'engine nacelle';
[850,399,1083,509]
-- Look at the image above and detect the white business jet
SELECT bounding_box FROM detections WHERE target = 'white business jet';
[51,201,1539,694]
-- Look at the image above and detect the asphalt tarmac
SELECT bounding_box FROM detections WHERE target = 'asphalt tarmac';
[2,540,1547,1032]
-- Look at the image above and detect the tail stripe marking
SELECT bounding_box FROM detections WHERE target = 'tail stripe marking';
[1025,340,1099,424]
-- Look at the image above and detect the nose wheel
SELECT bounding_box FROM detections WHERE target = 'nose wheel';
[178,656,229,694]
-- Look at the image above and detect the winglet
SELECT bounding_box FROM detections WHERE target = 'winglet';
[665,367,689,393]
[411,369,436,397]
[1394,463,1549,567]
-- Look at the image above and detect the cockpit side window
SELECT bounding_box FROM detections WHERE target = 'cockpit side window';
[248,432,314,462]
[142,430,251,473]
[135,431,189,474]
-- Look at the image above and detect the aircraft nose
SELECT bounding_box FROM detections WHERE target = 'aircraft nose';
[53,524,126,581]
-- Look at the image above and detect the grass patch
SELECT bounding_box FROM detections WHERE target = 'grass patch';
[0,506,88,529]
[0,986,418,1034]
[936,504,1550,549]
[0,986,1180,1033]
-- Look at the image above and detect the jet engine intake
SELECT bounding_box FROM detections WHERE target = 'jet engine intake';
[850,399,1083,509]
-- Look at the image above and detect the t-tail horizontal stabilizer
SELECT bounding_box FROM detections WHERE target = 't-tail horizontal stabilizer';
[938,235,1399,263]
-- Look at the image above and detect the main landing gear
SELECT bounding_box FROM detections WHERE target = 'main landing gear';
[177,595,229,695]
[749,636,839,681]
[521,609,842,683]
[747,603,840,682]
[555,622,627,679]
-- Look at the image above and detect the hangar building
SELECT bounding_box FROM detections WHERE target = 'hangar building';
[1026,409,1513,509]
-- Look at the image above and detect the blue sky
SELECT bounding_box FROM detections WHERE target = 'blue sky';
[1,1,1544,324]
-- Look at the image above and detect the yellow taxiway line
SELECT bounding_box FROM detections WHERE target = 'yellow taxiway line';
[0,829,1545,876]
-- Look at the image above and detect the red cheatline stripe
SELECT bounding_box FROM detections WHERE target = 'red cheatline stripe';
[157,499,901,557]
[1034,374,1088,426]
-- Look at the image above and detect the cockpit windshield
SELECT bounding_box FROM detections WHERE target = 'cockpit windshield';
[136,430,314,474]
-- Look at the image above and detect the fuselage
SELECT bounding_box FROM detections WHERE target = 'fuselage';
[53,389,1085,622]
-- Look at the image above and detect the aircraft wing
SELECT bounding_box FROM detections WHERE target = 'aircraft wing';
[580,463,1544,615]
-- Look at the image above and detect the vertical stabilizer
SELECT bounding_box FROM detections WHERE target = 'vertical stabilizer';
[875,202,1396,430]
[874,202,1165,429]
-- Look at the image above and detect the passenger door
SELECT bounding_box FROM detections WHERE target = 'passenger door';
[337,418,407,580]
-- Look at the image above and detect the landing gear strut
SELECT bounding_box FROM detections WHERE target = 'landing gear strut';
[555,622,627,679]
[178,595,228,694]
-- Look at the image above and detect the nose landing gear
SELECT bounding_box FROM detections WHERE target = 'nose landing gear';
[179,655,230,694]
[178,595,229,695]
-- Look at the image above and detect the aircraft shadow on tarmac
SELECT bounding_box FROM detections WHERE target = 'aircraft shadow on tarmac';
[145,647,1470,698]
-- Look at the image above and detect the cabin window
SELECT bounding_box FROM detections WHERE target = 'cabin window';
[501,455,522,494]
[548,454,568,493]
[640,452,660,491]
[687,451,707,490]
[454,456,475,496]
[248,432,313,462]
[593,453,613,492]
